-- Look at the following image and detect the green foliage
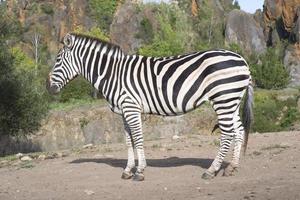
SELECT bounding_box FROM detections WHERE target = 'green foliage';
[10,47,36,72]
[88,0,119,32]
[40,3,54,15]
[232,0,241,10]
[227,43,244,55]
[49,98,105,111]
[252,90,300,132]
[73,26,109,42]
[0,41,48,136]
[138,3,194,57]
[59,77,94,103]
[136,18,154,43]
[251,48,289,89]
[0,7,21,39]
[194,0,225,50]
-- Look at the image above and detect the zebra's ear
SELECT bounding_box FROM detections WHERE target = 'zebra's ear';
[63,33,74,49]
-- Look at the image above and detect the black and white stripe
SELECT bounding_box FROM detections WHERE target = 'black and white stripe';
[47,33,253,180]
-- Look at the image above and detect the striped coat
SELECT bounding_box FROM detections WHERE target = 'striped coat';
[47,33,253,181]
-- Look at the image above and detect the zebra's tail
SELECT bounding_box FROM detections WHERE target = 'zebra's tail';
[242,78,254,155]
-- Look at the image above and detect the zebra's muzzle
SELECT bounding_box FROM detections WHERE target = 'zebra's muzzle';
[46,78,60,95]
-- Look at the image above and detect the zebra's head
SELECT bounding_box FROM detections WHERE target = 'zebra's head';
[47,33,80,95]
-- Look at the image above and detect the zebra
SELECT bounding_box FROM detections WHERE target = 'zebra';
[47,33,253,181]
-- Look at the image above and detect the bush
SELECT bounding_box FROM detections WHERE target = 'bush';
[251,48,289,89]
[252,90,300,133]
[88,0,119,32]
[40,3,54,15]
[0,41,48,136]
[10,47,36,72]
[59,77,94,102]
[193,0,225,50]
[138,3,194,57]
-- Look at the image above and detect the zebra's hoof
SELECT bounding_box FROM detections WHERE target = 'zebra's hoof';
[133,172,145,181]
[223,165,238,177]
[201,171,215,180]
[121,171,133,180]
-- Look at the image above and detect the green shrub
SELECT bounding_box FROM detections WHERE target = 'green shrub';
[59,77,94,102]
[0,41,48,136]
[193,0,225,50]
[138,3,194,57]
[40,3,54,15]
[88,0,119,31]
[252,90,300,133]
[251,48,289,89]
[10,47,36,72]
[136,18,154,43]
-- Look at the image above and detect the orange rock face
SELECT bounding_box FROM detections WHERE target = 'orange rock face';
[264,0,300,32]
[6,0,95,55]
[282,0,300,32]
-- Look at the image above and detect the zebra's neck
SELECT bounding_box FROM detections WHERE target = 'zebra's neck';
[76,38,126,103]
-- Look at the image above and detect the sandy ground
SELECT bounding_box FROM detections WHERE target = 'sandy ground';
[0,131,299,200]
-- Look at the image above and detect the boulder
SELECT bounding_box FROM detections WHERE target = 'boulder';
[294,8,300,43]
[110,1,143,54]
[283,45,300,87]
[263,0,300,43]
[282,0,300,32]
[225,10,266,54]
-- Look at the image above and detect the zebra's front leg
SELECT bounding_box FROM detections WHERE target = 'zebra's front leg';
[122,103,146,181]
[121,121,136,179]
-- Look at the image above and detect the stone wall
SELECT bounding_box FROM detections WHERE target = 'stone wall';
[0,103,217,155]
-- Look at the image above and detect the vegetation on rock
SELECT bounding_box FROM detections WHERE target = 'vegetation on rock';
[0,0,299,139]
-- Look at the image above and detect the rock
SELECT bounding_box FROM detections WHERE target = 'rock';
[20,156,33,161]
[263,0,300,44]
[56,152,64,158]
[6,0,95,56]
[225,10,266,54]
[38,154,46,160]
[283,46,300,87]
[82,144,94,149]
[84,189,95,196]
[294,8,300,43]
[172,135,180,140]
[282,0,300,32]
[110,1,143,54]
[16,153,24,159]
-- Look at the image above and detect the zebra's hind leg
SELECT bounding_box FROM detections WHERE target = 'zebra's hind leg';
[121,118,135,180]
[202,104,237,179]
[224,115,244,177]
[202,133,234,179]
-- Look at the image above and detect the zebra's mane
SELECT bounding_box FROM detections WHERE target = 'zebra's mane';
[71,33,123,53]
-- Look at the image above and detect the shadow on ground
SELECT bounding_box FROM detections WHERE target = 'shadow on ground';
[70,157,229,170]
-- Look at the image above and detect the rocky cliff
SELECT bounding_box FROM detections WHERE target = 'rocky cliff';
[6,0,95,59]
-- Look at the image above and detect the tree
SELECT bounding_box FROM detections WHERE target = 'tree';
[31,32,41,74]
[233,0,241,10]
[0,10,48,136]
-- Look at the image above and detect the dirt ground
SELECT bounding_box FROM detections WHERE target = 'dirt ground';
[0,131,299,200]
